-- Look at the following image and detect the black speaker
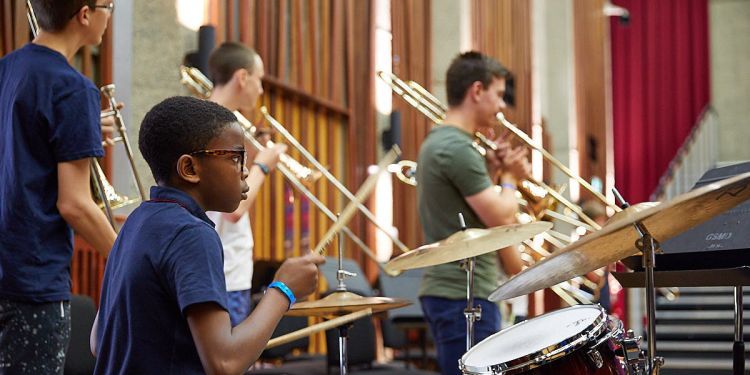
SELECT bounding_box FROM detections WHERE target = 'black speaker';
[382,111,402,152]
[624,161,750,271]
[183,51,199,69]
[503,73,516,107]
[196,25,215,77]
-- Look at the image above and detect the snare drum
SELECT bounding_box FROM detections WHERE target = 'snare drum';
[460,305,626,374]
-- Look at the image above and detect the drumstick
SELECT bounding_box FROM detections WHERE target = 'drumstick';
[265,308,373,349]
[311,147,401,255]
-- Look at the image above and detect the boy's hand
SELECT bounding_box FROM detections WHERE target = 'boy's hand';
[253,143,287,171]
[273,253,325,300]
[101,102,124,146]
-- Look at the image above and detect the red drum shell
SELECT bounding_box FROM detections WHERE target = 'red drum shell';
[460,305,627,375]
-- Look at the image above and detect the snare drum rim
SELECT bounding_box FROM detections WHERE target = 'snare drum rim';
[460,305,608,375]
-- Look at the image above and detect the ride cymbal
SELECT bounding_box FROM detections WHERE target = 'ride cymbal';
[286,291,411,317]
[386,222,553,272]
[489,171,750,301]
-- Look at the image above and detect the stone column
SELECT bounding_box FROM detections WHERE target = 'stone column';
[112,1,201,196]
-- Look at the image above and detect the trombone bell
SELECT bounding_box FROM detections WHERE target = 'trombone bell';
[90,161,140,217]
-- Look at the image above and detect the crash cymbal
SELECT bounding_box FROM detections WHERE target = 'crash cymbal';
[489,171,750,302]
[386,222,553,272]
[286,291,411,317]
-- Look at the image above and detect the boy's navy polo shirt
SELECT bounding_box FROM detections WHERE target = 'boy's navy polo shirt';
[0,43,103,302]
[95,186,228,374]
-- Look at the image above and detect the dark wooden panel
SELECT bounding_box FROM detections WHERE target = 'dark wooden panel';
[390,0,433,252]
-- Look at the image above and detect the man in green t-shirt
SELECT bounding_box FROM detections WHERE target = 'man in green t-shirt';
[416,51,530,375]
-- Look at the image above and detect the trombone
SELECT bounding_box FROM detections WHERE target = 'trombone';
[235,113,397,276]
[390,160,597,233]
[179,66,401,276]
[27,1,145,230]
[180,65,213,99]
[378,71,606,230]
[388,70,621,215]
[26,0,39,34]
[260,106,412,255]
[180,66,320,185]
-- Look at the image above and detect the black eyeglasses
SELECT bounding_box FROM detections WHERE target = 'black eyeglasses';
[93,3,115,13]
[71,2,114,18]
[190,149,247,170]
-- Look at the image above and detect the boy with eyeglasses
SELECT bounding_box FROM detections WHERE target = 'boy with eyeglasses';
[0,1,117,372]
[91,96,324,374]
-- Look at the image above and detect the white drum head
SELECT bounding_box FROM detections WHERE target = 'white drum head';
[461,305,605,371]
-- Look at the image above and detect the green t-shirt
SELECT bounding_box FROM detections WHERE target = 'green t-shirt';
[416,125,501,300]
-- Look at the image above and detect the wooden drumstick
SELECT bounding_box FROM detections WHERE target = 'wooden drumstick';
[265,308,373,349]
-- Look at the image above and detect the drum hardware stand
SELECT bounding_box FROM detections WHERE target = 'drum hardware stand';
[733,286,744,375]
[334,229,355,375]
[621,329,647,374]
[457,213,482,351]
[613,189,664,375]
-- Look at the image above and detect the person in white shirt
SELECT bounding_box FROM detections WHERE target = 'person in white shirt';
[206,42,285,325]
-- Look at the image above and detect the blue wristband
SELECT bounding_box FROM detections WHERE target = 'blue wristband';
[268,281,296,308]
[500,182,517,191]
[254,161,270,175]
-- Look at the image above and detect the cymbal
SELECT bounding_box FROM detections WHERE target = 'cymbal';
[286,291,411,317]
[386,222,553,272]
[489,171,750,302]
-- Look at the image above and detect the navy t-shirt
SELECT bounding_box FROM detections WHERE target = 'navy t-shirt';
[95,186,229,374]
[0,43,104,302]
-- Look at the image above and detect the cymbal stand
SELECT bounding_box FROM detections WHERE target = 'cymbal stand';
[733,286,744,375]
[613,189,664,375]
[457,213,482,351]
[335,228,355,375]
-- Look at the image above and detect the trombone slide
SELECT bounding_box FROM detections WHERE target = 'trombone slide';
[234,113,399,276]
[260,107,411,255]
[233,111,320,185]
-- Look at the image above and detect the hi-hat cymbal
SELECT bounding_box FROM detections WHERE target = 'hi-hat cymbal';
[489,171,750,302]
[286,291,411,317]
[386,222,553,272]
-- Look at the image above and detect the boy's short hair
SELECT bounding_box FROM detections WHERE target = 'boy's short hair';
[30,0,97,32]
[445,51,509,107]
[139,96,238,183]
[208,42,259,86]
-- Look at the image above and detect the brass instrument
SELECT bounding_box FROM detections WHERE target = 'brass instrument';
[494,112,621,213]
[233,113,321,185]
[180,65,213,99]
[390,157,594,232]
[179,66,401,275]
[378,71,600,230]
[179,65,321,185]
[310,148,400,256]
[100,85,147,199]
[26,0,39,36]
[260,106,412,255]
[233,113,398,276]
[28,1,145,230]
[388,160,418,186]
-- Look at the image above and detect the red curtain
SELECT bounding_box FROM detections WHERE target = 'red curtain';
[611,0,710,203]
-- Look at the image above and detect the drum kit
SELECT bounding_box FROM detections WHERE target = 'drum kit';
[283,171,750,375]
